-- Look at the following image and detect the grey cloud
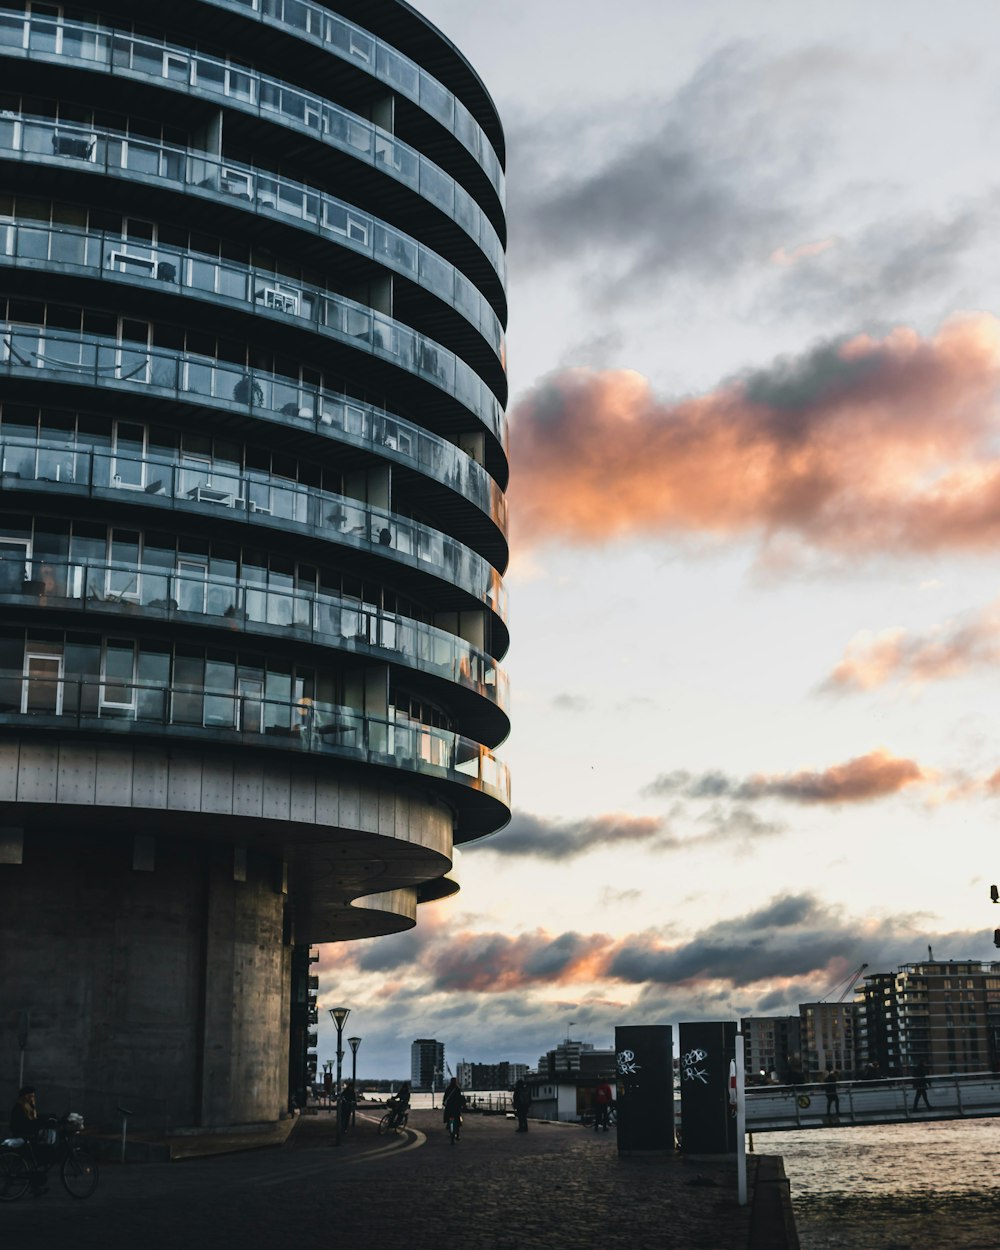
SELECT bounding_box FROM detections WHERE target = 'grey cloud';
[476,810,670,860]
[475,805,782,861]
[506,43,847,300]
[770,207,991,321]
[611,892,987,995]
[551,692,590,713]
[601,887,642,906]
[648,750,927,806]
[647,770,738,799]
[315,893,991,1075]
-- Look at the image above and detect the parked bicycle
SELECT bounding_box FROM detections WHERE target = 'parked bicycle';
[0,1112,99,1200]
[581,1105,617,1129]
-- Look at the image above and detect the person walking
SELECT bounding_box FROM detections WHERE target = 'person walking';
[442,1077,466,1141]
[912,1063,932,1111]
[593,1076,614,1131]
[340,1081,357,1131]
[512,1078,531,1132]
[824,1068,840,1119]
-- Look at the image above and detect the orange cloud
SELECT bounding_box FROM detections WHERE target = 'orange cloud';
[741,748,932,803]
[769,236,839,266]
[649,749,934,805]
[826,603,1000,691]
[509,314,1000,556]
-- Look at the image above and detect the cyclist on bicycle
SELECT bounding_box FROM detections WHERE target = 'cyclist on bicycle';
[385,1081,410,1128]
[442,1077,466,1141]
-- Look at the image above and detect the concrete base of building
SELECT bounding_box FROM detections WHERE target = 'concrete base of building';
[1,825,292,1133]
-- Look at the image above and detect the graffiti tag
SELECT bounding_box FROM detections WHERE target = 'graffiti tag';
[616,1048,640,1076]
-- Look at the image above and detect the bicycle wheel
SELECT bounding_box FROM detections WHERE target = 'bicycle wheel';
[378,1113,392,1136]
[0,1151,30,1201]
[61,1140,99,1199]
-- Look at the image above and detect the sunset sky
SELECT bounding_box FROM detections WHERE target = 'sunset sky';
[317,1,1000,1078]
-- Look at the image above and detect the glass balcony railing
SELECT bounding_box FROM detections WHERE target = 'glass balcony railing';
[0,219,506,417]
[0,553,509,715]
[0,321,507,534]
[197,0,505,204]
[0,111,505,371]
[0,131,507,440]
[0,429,508,621]
[0,670,511,810]
[0,11,506,287]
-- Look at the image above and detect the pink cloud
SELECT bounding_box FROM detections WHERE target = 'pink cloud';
[826,603,1000,691]
[510,314,1000,558]
[740,749,933,804]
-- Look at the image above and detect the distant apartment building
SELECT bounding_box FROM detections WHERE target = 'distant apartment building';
[800,1001,859,1076]
[869,961,1000,1075]
[411,1039,445,1090]
[855,970,904,1075]
[456,1061,528,1090]
[536,1040,615,1079]
[741,1016,802,1082]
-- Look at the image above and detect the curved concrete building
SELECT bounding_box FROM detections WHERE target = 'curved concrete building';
[0,0,508,1130]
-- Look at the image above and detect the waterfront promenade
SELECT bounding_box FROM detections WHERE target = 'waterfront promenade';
[1,1107,792,1249]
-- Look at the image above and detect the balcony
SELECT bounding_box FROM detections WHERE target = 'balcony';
[0,547,510,723]
[0,432,508,625]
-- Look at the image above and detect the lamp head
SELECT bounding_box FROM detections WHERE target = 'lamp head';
[329,1006,350,1029]
[348,1036,362,1054]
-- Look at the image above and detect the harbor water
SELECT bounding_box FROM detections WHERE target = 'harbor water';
[765,1119,1000,1249]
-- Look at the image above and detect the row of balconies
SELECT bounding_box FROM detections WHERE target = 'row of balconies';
[0,357,507,531]
[3,669,511,816]
[0,434,507,618]
[0,553,509,724]
[0,14,506,281]
[0,217,505,439]
[193,0,505,197]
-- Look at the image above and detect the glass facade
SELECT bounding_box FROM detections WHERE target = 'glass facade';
[0,0,510,843]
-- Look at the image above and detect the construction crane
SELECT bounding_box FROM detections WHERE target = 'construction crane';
[819,962,869,1003]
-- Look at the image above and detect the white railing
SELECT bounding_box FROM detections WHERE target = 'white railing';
[745,1071,1000,1131]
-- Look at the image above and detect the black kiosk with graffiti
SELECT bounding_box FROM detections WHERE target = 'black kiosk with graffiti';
[614,1024,674,1153]
[678,1020,738,1154]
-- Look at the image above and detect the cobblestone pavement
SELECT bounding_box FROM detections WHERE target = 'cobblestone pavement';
[3,1107,754,1250]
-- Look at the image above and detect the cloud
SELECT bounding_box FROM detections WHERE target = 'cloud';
[340,893,890,996]
[309,892,995,1075]
[649,749,933,805]
[770,208,988,320]
[479,810,668,860]
[770,237,840,267]
[507,44,850,300]
[509,314,1000,561]
[473,806,783,860]
[824,601,1000,691]
[740,750,932,804]
[551,693,590,713]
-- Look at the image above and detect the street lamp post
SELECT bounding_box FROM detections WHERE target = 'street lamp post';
[329,1006,350,1147]
[348,1036,361,1127]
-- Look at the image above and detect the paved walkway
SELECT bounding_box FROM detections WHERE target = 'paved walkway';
[4,1106,775,1250]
